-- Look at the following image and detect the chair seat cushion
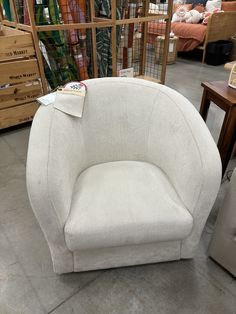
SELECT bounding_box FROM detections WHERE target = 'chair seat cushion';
[65,161,193,251]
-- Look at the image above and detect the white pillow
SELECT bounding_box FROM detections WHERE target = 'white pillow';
[206,0,222,12]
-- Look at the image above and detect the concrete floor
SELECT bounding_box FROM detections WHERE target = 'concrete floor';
[0,58,236,314]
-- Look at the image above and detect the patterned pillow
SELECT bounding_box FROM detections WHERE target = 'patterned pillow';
[205,0,222,12]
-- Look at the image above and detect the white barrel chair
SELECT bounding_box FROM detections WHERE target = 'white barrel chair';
[27,78,221,274]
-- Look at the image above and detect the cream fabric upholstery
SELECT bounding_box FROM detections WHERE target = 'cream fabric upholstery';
[27,78,221,274]
[65,161,193,251]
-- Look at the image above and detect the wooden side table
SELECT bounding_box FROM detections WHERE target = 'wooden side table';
[200,81,236,176]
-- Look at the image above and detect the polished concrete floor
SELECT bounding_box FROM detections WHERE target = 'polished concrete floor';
[0,58,236,314]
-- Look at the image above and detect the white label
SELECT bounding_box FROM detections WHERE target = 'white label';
[169,43,174,53]
[118,68,134,78]
[37,92,56,106]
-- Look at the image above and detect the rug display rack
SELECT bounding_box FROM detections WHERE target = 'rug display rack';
[0,0,173,93]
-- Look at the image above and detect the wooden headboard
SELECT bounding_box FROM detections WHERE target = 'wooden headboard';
[206,11,236,43]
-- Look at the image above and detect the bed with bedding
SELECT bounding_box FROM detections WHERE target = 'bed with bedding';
[148,20,206,51]
[148,1,236,62]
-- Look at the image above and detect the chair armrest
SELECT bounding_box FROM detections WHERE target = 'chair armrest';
[147,86,222,258]
[175,94,222,258]
[180,116,222,257]
[166,89,222,258]
[26,105,86,273]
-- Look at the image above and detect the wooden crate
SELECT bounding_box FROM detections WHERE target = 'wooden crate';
[0,81,42,110]
[0,102,39,129]
[0,27,35,62]
[0,59,40,85]
[0,26,42,129]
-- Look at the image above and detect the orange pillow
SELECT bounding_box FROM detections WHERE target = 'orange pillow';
[221,1,236,11]
[194,4,205,13]
[173,3,193,12]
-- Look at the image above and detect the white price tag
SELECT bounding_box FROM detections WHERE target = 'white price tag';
[169,43,174,53]
[54,82,87,118]
[118,68,134,78]
[37,92,56,106]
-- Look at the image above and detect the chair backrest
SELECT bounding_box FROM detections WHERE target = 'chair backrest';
[47,77,211,213]
[76,78,200,166]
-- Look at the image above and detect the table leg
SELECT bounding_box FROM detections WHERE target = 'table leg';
[217,108,236,176]
[200,89,211,121]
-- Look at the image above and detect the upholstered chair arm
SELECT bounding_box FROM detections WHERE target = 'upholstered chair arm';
[27,105,86,273]
[147,87,222,258]
[177,97,222,258]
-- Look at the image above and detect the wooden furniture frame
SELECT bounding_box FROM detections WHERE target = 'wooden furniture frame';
[197,11,236,63]
[200,81,236,176]
[0,0,173,93]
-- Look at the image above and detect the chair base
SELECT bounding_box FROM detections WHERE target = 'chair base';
[72,240,185,273]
